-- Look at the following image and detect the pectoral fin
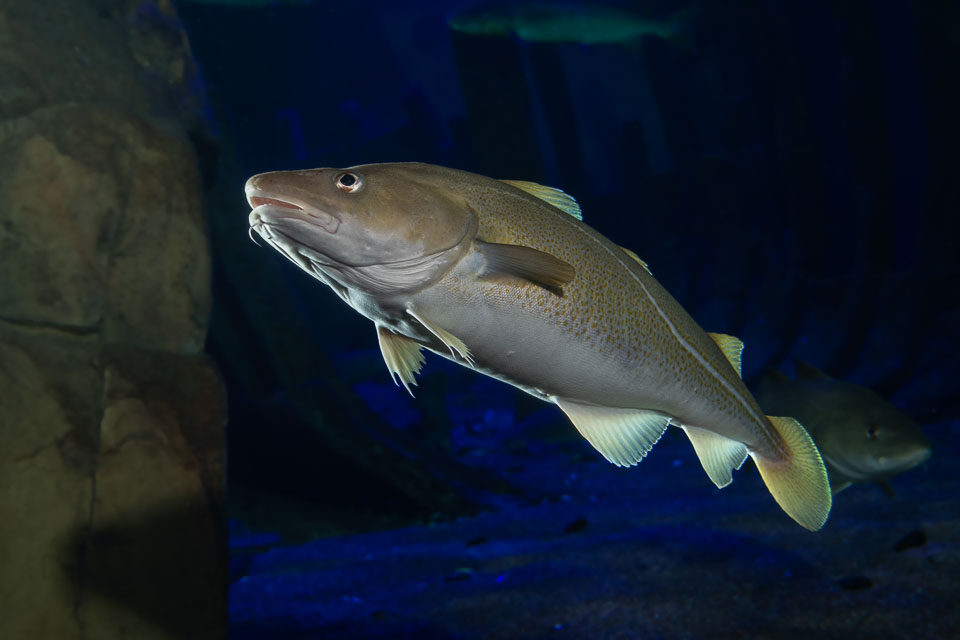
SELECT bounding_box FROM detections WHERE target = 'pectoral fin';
[500,180,582,220]
[877,480,896,498]
[377,326,425,397]
[707,333,744,378]
[680,425,749,488]
[406,308,474,365]
[475,240,575,296]
[554,398,669,467]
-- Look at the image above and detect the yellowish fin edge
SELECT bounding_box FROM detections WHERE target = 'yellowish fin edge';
[501,180,582,220]
[707,332,744,378]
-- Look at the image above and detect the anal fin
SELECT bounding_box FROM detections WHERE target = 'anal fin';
[877,480,896,498]
[377,326,425,397]
[555,398,669,467]
[680,425,749,488]
[406,308,474,366]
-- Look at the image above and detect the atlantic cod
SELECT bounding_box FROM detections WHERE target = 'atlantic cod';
[246,163,831,530]
[757,361,931,496]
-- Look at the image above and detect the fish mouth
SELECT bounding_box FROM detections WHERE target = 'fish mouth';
[874,446,932,475]
[245,186,340,234]
[825,446,932,480]
[893,446,932,470]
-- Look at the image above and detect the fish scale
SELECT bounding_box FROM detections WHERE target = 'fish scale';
[463,182,740,419]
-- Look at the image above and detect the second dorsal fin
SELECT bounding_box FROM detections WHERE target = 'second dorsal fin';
[501,180,582,220]
[707,332,744,378]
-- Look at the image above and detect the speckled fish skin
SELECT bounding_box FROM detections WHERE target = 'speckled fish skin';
[246,162,831,529]
[426,177,775,448]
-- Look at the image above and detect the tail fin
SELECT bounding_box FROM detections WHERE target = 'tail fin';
[752,416,832,531]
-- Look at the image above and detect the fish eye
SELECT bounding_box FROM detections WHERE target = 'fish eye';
[335,172,363,193]
[866,423,879,439]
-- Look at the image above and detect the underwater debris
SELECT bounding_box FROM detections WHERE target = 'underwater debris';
[892,529,928,552]
[837,575,875,591]
[563,516,589,534]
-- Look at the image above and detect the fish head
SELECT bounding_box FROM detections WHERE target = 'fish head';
[246,163,478,295]
[820,386,932,481]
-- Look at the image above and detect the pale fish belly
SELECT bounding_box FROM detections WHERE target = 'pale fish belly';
[404,275,765,450]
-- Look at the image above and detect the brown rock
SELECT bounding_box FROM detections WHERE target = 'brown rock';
[0,0,225,638]
[0,125,116,328]
[0,104,210,352]
[0,324,101,639]
[79,346,226,639]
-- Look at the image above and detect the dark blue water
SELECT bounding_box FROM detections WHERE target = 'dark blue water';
[174,0,959,636]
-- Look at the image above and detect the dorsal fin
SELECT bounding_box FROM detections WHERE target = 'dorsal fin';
[707,332,744,378]
[619,245,652,276]
[794,359,832,380]
[501,180,582,220]
[762,368,791,384]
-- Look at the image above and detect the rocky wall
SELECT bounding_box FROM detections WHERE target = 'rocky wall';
[0,1,225,637]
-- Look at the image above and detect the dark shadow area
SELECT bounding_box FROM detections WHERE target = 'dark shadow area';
[60,498,227,639]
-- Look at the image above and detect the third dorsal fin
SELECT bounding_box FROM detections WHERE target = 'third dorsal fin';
[707,332,744,378]
[501,180,582,220]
